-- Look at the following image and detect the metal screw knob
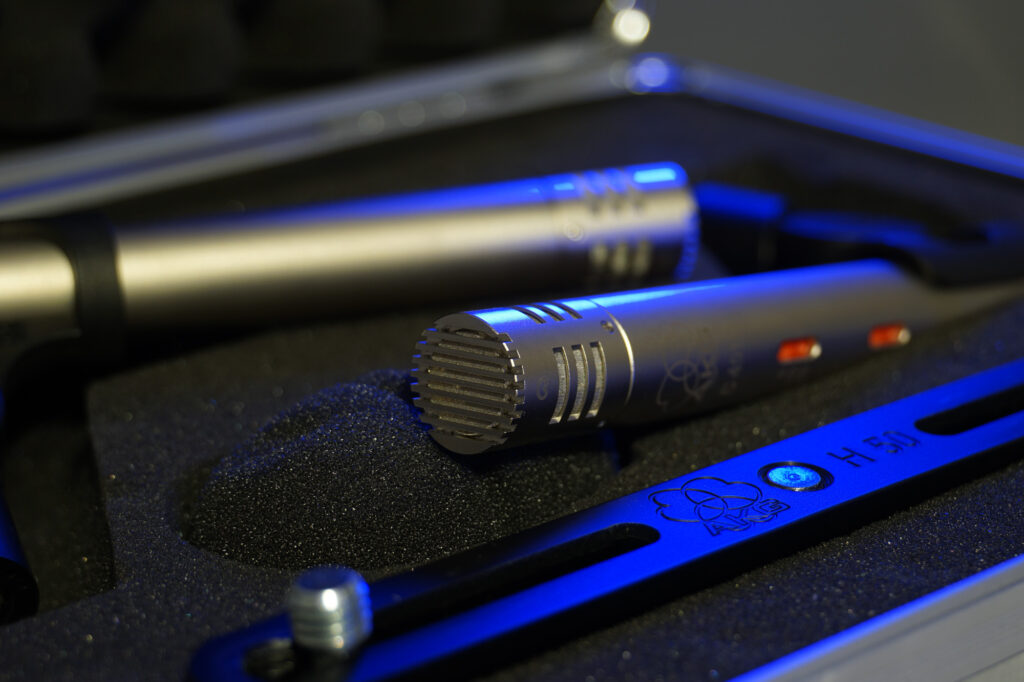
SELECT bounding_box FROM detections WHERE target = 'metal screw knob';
[286,566,372,657]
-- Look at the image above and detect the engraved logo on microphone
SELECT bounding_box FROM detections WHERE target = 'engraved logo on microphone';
[656,327,718,410]
[649,477,789,536]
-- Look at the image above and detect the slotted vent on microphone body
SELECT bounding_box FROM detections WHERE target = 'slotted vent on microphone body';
[412,327,524,452]
[549,340,607,425]
[509,302,582,324]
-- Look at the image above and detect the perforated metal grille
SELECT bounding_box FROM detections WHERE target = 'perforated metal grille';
[411,327,524,448]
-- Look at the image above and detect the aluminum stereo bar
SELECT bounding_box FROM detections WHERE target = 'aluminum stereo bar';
[192,357,1024,681]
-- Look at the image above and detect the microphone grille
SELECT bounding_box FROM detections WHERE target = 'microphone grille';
[411,327,524,454]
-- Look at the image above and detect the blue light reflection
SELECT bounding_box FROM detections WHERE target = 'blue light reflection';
[694,182,786,225]
[766,465,822,490]
[585,282,720,309]
[627,162,686,189]
[632,166,677,184]
[476,308,537,327]
[627,54,684,93]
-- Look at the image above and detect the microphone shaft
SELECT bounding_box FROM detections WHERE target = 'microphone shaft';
[412,259,1024,454]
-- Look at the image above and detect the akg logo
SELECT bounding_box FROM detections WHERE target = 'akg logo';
[656,352,718,409]
[655,327,718,411]
[649,476,789,536]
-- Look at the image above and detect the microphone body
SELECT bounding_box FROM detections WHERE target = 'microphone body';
[0,162,697,377]
[112,163,696,326]
[411,259,1024,454]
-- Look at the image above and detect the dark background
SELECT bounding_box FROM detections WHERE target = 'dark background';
[651,0,1024,147]
[1,1,1023,146]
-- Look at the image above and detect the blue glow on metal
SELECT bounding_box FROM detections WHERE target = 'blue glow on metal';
[767,465,821,490]
[476,308,536,327]
[553,298,600,313]
[262,177,549,221]
[183,162,686,231]
[184,161,688,228]
[627,54,684,93]
[694,182,786,225]
[633,56,671,88]
[190,359,1024,682]
[626,162,687,189]
[144,161,686,231]
[0,387,29,572]
[546,174,583,196]
[587,282,721,309]
[582,169,622,195]
[632,166,678,185]
[782,212,936,251]
[567,262,903,320]
[0,485,28,568]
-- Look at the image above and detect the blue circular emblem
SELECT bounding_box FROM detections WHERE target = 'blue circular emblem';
[759,462,832,491]
[766,465,820,489]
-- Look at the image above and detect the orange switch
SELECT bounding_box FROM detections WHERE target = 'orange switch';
[777,337,822,364]
[869,323,911,349]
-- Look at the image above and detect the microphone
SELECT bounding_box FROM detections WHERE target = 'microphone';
[0,162,696,621]
[0,162,697,375]
[411,259,1024,454]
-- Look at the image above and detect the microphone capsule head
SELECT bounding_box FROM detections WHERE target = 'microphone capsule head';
[412,298,634,455]
[411,321,523,455]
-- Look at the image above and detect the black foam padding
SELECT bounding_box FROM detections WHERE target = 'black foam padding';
[185,369,619,574]
[1,93,1024,681]
[508,0,602,30]
[2,417,112,614]
[0,0,596,147]
[246,0,381,80]
[101,0,242,103]
[0,22,97,132]
[386,0,505,52]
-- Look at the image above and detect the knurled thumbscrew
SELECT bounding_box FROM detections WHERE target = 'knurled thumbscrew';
[286,566,373,657]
